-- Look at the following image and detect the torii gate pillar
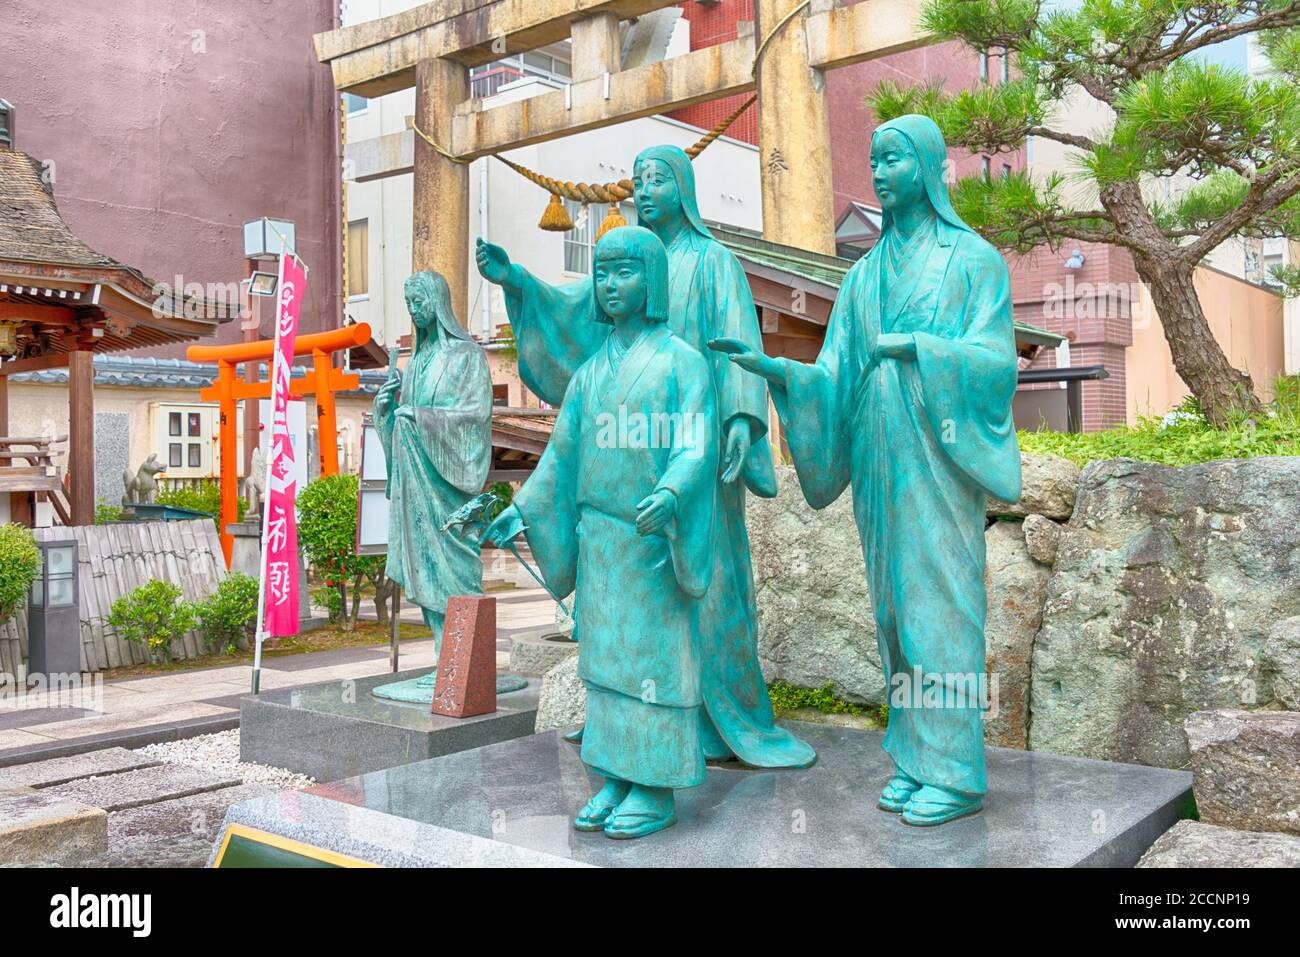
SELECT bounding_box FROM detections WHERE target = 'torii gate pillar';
[756,0,837,256]
[414,53,471,324]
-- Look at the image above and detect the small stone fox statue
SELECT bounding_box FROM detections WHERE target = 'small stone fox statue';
[122,453,166,506]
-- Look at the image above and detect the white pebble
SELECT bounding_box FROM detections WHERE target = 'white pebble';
[134,729,315,790]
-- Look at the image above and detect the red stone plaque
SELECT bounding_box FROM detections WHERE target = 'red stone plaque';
[430,595,497,718]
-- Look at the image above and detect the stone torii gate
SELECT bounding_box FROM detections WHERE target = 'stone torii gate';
[315,0,931,324]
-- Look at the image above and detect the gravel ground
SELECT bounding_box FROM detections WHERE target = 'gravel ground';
[134,729,314,790]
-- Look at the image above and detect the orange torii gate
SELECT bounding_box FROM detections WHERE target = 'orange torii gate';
[188,324,372,565]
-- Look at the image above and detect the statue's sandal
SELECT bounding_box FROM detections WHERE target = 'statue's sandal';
[572,796,621,832]
[900,786,982,827]
[877,774,922,813]
[603,810,677,840]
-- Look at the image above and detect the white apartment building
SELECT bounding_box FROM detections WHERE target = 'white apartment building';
[339,1,764,403]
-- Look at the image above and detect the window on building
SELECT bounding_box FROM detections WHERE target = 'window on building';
[492,383,509,407]
[187,444,202,468]
[982,157,992,180]
[1001,50,1010,83]
[187,412,201,436]
[169,443,182,468]
[348,219,369,298]
[169,412,181,436]
[979,52,989,83]
[562,201,636,275]
[1002,163,1013,179]
[0,99,13,148]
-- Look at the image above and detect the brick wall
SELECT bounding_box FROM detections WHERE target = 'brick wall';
[1011,242,1141,430]
[669,0,759,144]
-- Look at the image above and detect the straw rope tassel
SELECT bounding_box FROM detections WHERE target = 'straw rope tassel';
[490,94,757,234]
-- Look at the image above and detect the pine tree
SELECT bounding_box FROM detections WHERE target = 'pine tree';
[869,0,1300,426]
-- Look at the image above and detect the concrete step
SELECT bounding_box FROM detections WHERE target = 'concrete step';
[43,764,243,813]
[0,788,107,866]
[0,746,162,790]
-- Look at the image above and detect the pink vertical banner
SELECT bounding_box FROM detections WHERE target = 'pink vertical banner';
[262,253,305,637]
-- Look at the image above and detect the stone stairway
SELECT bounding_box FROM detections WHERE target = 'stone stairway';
[0,746,274,867]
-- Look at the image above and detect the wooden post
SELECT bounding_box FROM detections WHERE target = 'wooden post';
[67,349,95,526]
[413,55,471,327]
[755,0,836,255]
[313,348,339,475]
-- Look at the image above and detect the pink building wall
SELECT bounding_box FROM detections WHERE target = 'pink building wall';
[1,0,343,353]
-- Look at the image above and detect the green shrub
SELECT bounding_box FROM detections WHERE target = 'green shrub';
[1019,375,1300,467]
[298,474,381,630]
[0,524,40,622]
[106,580,195,664]
[157,481,247,527]
[483,481,514,523]
[312,585,344,624]
[94,498,123,524]
[193,572,259,655]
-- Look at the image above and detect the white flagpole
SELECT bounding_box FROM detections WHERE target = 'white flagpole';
[250,251,292,695]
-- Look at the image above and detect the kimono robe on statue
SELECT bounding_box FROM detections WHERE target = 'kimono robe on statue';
[514,324,718,788]
[499,146,814,769]
[376,278,493,649]
[769,116,1021,798]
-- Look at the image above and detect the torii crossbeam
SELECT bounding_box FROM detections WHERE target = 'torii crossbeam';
[314,0,933,323]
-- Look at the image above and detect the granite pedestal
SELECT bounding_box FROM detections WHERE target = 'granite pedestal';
[239,668,540,783]
[215,721,1193,867]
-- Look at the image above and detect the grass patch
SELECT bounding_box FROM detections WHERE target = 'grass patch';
[1018,376,1300,467]
[100,621,430,681]
[768,679,888,724]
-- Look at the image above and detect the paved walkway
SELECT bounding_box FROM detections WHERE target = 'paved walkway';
[0,548,557,765]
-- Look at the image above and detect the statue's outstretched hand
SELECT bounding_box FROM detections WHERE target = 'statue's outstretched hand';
[479,503,526,548]
[635,490,676,536]
[475,238,514,287]
[708,337,783,385]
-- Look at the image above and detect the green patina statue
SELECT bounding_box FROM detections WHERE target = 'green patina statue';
[482,226,717,838]
[476,144,815,771]
[372,270,494,702]
[711,114,1023,826]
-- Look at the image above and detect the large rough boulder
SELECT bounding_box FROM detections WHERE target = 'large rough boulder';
[1261,617,1300,710]
[748,467,884,704]
[1184,709,1300,835]
[1029,456,1300,768]
[1138,819,1300,867]
[988,452,1081,520]
[534,654,585,733]
[748,468,1049,747]
[984,520,1052,749]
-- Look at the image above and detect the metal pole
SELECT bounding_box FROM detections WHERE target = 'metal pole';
[389,583,401,673]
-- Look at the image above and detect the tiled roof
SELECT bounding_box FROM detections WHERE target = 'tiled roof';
[0,148,125,270]
[11,354,388,395]
[711,222,1064,346]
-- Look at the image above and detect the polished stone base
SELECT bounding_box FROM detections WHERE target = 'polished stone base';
[371,671,530,704]
[239,668,540,783]
[216,721,1193,867]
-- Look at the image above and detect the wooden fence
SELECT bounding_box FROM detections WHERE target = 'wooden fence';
[0,519,227,676]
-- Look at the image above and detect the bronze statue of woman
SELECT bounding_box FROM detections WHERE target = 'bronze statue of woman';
[373,270,493,657]
[476,145,814,770]
[712,115,1022,825]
